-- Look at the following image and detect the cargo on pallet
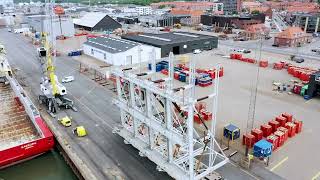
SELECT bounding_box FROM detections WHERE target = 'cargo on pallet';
[277,127,289,141]
[282,112,293,122]
[273,62,283,70]
[261,124,272,137]
[193,114,203,124]
[268,120,280,133]
[293,84,303,94]
[275,116,287,127]
[253,139,272,158]
[251,128,263,142]
[243,133,255,148]
[161,69,168,75]
[259,60,268,68]
[285,122,296,137]
[274,131,285,147]
[195,102,206,113]
[267,134,279,151]
[201,111,212,121]
[293,120,303,133]
[223,124,240,141]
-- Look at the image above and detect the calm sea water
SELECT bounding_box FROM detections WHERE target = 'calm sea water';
[0,148,78,180]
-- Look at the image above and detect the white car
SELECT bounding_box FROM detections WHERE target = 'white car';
[62,76,74,83]
[193,49,202,54]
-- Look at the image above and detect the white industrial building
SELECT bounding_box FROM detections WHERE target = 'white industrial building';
[0,0,13,8]
[82,37,161,66]
[26,15,75,37]
[135,6,152,16]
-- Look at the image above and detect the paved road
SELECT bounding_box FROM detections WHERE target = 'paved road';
[219,38,320,61]
[0,29,286,180]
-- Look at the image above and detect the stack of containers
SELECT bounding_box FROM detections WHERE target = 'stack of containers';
[275,116,287,127]
[274,131,285,147]
[259,60,268,68]
[273,62,284,70]
[261,124,272,137]
[282,113,293,122]
[285,122,297,137]
[293,120,303,133]
[268,120,280,132]
[243,133,255,148]
[251,128,263,142]
[287,65,317,82]
[277,127,289,142]
[266,134,279,151]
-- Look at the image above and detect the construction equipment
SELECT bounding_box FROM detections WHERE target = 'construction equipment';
[73,126,87,137]
[58,116,72,127]
[38,0,76,117]
[54,5,66,40]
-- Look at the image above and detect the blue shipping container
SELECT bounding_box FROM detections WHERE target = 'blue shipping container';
[179,73,186,82]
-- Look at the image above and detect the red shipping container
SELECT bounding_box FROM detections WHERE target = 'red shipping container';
[236,54,243,60]
[273,63,283,70]
[194,114,202,124]
[274,131,285,147]
[268,120,280,133]
[161,69,168,75]
[247,58,256,64]
[219,67,224,77]
[195,102,206,113]
[208,70,216,79]
[230,54,236,59]
[261,124,272,137]
[300,72,310,82]
[285,122,296,137]
[277,127,289,142]
[174,72,180,80]
[259,60,268,68]
[275,116,287,127]
[201,111,213,121]
[251,128,263,142]
[282,113,293,122]
[267,134,279,151]
[293,120,303,133]
[293,84,302,94]
[243,133,255,148]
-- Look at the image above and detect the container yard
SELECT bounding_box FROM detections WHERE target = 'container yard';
[1,1,320,180]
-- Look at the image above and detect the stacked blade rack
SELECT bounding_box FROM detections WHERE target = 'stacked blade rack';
[112,53,228,180]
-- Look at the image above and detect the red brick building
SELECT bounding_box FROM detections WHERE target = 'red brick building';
[274,27,312,47]
[245,23,270,40]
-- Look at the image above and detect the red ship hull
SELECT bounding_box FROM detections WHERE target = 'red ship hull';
[0,117,55,168]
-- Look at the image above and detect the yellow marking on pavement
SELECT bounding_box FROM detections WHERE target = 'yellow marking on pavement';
[311,171,320,180]
[270,157,288,172]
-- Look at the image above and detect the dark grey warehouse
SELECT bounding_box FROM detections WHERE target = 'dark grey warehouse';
[122,32,218,57]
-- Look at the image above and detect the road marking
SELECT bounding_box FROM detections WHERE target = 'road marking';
[270,157,288,172]
[312,171,320,180]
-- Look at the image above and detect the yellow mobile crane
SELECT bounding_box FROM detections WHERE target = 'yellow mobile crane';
[38,0,76,117]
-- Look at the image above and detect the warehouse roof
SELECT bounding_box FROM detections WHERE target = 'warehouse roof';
[122,32,216,47]
[74,12,108,28]
[84,36,139,54]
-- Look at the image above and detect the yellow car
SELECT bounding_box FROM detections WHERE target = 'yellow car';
[73,126,87,137]
[58,116,72,127]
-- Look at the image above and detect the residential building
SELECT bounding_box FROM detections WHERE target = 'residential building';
[244,23,270,40]
[74,12,121,32]
[248,7,273,19]
[274,27,312,47]
[83,37,161,66]
[218,0,242,14]
[135,6,152,16]
[151,2,215,11]
[122,32,218,57]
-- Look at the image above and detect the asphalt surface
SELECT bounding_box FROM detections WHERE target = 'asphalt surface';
[0,29,286,180]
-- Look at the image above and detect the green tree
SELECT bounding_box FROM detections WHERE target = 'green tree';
[159,4,166,9]
[251,10,260,15]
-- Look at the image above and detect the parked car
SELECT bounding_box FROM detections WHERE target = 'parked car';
[290,55,304,63]
[62,76,75,83]
[232,49,251,53]
[311,48,320,53]
[193,49,202,54]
